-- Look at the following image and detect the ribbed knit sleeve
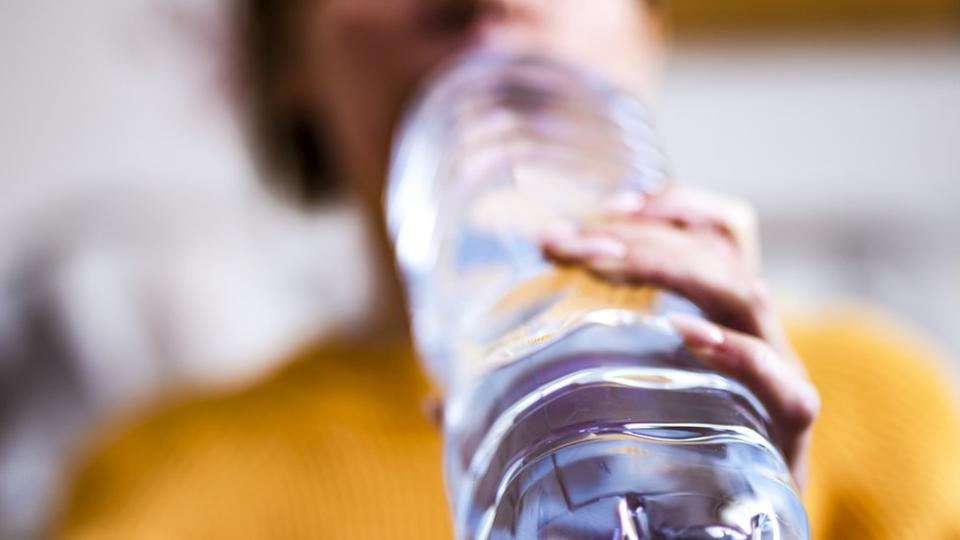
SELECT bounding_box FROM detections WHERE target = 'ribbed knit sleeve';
[793,308,960,540]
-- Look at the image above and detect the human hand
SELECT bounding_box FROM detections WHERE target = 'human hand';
[541,185,820,487]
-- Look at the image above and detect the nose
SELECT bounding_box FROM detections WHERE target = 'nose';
[422,0,537,32]
[416,0,545,57]
[421,0,480,30]
[465,0,555,54]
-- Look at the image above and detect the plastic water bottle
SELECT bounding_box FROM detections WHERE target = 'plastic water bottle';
[386,51,808,540]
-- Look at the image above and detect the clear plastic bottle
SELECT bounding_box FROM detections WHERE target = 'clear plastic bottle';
[386,51,809,540]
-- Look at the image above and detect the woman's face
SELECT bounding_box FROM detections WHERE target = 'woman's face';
[291,0,664,207]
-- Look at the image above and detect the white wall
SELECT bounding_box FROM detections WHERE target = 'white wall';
[0,2,372,537]
[661,33,960,358]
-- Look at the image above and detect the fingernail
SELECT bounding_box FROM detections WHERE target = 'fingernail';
[579,235,628,259]
[603,192,647,214]
[539,220,579,244]
[667,313,725,347]
[587,256,628,280]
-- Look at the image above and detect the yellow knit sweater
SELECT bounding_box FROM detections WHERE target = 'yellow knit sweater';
[55,308,960,539]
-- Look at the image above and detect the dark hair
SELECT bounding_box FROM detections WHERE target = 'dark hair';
[236,0,662,206]
[237,0,341,205]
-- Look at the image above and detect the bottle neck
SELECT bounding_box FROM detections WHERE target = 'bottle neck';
[387,50,668,386]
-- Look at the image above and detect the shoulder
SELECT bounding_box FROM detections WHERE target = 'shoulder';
[55,376,302,537]
[787,305,960,539]
[53,340,418,538]
[787,304,959,427]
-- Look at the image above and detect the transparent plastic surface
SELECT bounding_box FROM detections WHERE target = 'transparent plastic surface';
[386,51,809,539]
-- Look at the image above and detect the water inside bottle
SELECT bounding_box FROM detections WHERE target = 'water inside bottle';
[445,320,805,539]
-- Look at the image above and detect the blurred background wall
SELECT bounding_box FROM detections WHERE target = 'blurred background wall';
[0,0,958,538]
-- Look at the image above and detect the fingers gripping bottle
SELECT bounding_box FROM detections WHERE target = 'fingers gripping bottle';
[386,52,809,540]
